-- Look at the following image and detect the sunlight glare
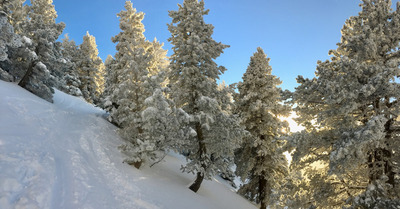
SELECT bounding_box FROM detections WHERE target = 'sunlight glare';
[280,112,305,133]
[280,112,304,166]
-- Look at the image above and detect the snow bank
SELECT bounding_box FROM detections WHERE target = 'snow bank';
[0,80,256,209]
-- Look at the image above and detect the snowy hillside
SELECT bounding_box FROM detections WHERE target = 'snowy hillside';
[0,80,257,209]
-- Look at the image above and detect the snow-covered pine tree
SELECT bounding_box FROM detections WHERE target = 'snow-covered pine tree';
[215,81,243,184]
[105,1,173,169]
[147,38,169,76]
[167,0,243,192]
[94,64,106,104]
[77,31,104,103]
[133,38,181,165]
[48,37,79,94]
[0,9,15,73]
[235,47,290,209]
[60,34,82,97]
[104,0,150,127]
[124,72,191,168]
[1,1,31,82]
[17,0,65,102]
[0,0,27,34]
[102,54,114,106]
[0,10,23,82]
[0,7,39,90]
[292,0,400,207]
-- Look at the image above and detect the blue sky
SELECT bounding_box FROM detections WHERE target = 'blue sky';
[54,0,398,91]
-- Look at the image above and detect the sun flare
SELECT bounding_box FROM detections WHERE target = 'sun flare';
[280,112,305,133]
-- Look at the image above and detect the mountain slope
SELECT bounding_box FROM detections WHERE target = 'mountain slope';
[0,80,257,209]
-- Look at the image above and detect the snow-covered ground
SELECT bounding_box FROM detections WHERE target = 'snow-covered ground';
[0,80,257,209]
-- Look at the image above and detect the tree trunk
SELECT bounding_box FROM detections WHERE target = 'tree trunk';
[189,122,207,193]
[128,160,142,169]
[259,176,268,209]
[189,172,204,192]
[383,118,396,186]
[367,148,394,186]
[19,45,40,88]
[18,60,37,88]
[366,115,396,190]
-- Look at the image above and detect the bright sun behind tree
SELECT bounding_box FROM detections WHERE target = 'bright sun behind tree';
[280,112,304,133]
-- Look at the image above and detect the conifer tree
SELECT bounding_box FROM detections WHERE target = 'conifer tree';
[60,34,82,97]
[235,47,290,209]
[17,0,65,102]
[167,0,243,192]
[94,64,106,103]
[0,0,27,34]
[104,0,149,127]
[77,31,104,103]
[147,38,169,78]
[102,54,115,106]
[291,0,400,207]
[0,10,24,82]
[121,74,189,168]
[104,1,175,169]
[0,4,40,87]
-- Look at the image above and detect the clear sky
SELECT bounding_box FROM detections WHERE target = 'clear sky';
[54,0,399,91]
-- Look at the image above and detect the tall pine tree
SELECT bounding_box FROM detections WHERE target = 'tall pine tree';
[0,10,25,82]
[103,0,150,127]
[77,31,104,103]
[147,38,169,77]
[235,47,290,209]
[0,0,27,34]
[168,0,243,192]
[104,1,174,169]
[18,0,65,102]
[292,0,400,207]
[60,34,82,97]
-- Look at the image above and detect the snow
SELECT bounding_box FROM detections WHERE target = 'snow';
[0,80,256,209]
[22,36,33,45]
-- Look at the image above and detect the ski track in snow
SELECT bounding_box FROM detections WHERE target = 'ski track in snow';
[0,81,257,209]
[0,82,140,209]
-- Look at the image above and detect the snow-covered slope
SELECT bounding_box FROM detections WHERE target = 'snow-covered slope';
[0,80,256,209]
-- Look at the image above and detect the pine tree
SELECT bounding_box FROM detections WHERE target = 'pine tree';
[235,47,290,209]
[291,0,400,207]
[147,38,168,74]
[104,0,149,127]
[0,7,42,93]
[0,10,24,82]
[122,75,189,168]
[94,63,105,104]
[105,1,173,169]
[77,31,104,103]
[17,0,65,102]
[102,54,115,107]
[60,34,82,97]
[167,0,243,192]
[0,0,27,34]
[215,81,242,183]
